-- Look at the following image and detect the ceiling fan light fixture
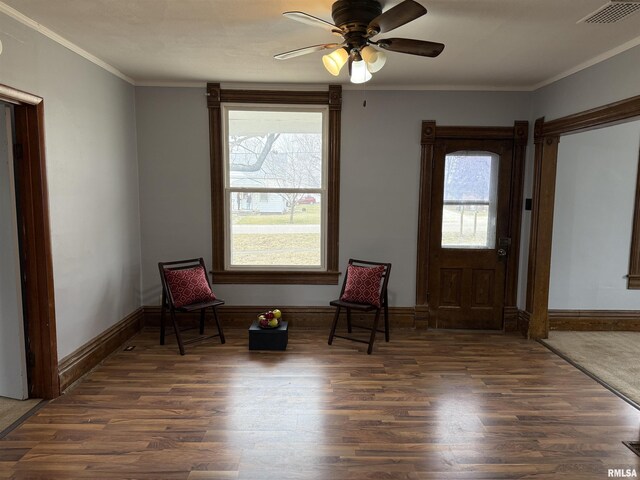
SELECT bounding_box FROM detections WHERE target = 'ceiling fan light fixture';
[350,58,372,84]
[322,48,349,76]
[361,45,386,73]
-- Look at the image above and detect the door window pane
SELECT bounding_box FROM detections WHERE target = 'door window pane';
[441,152,499,249]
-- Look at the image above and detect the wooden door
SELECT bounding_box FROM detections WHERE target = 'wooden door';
[427,138,514,330]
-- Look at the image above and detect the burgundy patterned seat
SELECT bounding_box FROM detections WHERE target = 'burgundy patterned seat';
[328,259,391,354]
[158,258,225,355]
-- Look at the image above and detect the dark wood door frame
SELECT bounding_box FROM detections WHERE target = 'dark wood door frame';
[0,84,59,399]
[525,95,640,339]
[416,121,529,330]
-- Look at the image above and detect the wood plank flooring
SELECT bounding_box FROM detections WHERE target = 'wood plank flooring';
[1,328,639,479]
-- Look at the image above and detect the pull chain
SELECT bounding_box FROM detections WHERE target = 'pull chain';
[362,79,367,108]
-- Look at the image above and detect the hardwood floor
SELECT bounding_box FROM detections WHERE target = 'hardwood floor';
[1,328,639,479]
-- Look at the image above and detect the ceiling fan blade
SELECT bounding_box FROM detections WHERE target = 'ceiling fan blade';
[283,11,341,34]
[377,38,444,57]
[367,0,427,36]
[274,43,342,60]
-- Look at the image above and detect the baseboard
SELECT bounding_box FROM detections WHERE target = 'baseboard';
[414,305,429,330]
[518,310,531,337]
[143,305,417,329]
[504,306,519,332]
[58,307,144,392]
[549,310,640,331]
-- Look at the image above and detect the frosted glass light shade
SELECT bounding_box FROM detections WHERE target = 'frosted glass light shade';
[322,48,349,76]
[361,45,386,73]
[350,59,372,84]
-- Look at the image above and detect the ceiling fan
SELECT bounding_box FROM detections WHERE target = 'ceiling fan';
[274,0,444,83]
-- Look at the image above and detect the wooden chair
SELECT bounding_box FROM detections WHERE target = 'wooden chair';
[328,259,391,354]
[158,258,225,355]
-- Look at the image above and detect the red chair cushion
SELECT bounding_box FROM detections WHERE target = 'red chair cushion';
[340,264,385,307]
[164,266,216,308]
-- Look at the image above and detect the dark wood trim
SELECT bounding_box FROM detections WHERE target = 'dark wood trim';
[58,308,144,392]
[548,309,640,331]
[503,306,519,332]
[527,94,640,339]
[207,83,225,275]
[4,83,60,400]
[526,128,559,339]
[518,310,531,338]
[415,121,436,308]
[220,89,332,105]
[504,122,529,308]
[0,84,42,105]
[414,305,430,330]
[143,305,416,329]
[433,126,517,140]
[415,121,528,330]
[541,94,640,138]
[211,270,340,285]
[326,85,341,276]
[628,146,640,289]
[207,83,341,284]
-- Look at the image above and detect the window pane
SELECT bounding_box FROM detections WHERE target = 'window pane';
[228,110,323,189]
[442,152,498,249]
[230,192,322,267]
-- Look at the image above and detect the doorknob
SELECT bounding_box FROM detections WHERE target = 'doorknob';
[497,248,507,257]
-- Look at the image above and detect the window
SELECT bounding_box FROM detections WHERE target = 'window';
[225,107,326,268]
[207,84,341,284]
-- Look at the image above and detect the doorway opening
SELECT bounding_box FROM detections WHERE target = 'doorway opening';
[0,84,59,399]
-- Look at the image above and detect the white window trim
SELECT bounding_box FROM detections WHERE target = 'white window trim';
[221,103,329,271]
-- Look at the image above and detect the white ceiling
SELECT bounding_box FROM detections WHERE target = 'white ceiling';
[2,0,640,89]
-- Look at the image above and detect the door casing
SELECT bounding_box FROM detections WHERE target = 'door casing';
[415,122,528,331]
[0,83,59,399]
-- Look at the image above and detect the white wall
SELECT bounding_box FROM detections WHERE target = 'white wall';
[0,103,28,399]
[136,87,531,307]
[532,45,640,121]
[0,13,142,359]
[517,43,640,309]
[549,120,640,309]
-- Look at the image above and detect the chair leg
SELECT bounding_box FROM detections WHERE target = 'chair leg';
[367,309,381,355]
[384,304,390,342]
[213,306,225,344]
[328,306,341,345]
[160,301,166,345]
[199,308,205,335]
[170,309,185,355]
[346,308,352,333]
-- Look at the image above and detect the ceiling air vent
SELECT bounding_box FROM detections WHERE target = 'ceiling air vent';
[578,0,640,24]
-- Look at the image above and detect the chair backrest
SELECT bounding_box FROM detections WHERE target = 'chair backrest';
[339,258,392,307]
[158,257,212,308]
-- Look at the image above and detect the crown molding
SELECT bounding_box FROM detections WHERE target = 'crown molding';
[2,1,639,94]
[0,2,135,85]
[531,34,640,91]
[134,81,205,88]
[342,84,533,91]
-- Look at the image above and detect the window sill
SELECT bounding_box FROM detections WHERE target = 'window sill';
[210,270,340,285]
[628,274,640,289]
